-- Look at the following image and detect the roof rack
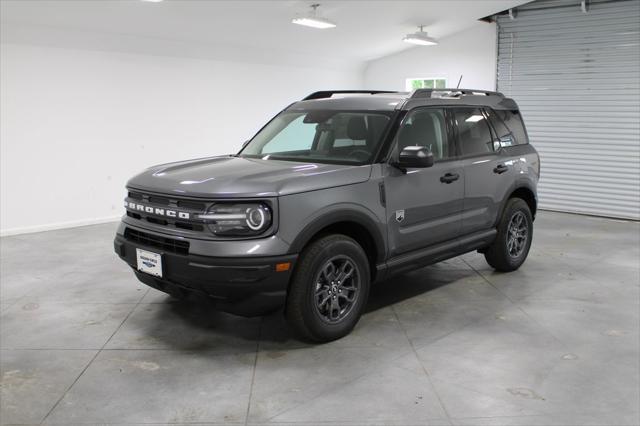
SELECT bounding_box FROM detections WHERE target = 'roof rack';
[410,88,504,99]
[303,90,399,101]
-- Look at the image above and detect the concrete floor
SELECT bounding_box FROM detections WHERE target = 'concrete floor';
[0,211,638,426]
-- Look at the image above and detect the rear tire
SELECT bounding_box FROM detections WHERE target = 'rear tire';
[285,234,370,343]
[484,198,533,272]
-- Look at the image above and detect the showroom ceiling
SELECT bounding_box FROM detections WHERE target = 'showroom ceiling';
[1,0,530,64]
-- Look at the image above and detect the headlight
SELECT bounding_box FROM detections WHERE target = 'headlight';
[197,203,272,236]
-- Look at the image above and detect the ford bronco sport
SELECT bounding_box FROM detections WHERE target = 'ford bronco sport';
[114,88,539,342]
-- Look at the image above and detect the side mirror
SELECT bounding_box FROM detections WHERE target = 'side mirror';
[397,146,434,170]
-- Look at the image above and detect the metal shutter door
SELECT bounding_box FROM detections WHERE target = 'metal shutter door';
[497,0,640,220]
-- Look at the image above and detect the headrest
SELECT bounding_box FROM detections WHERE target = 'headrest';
[411,117,437,136]
[398,117,437,149]
[347,116,367,140]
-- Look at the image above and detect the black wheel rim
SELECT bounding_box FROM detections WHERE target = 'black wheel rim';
[313,255,360,324]
[507,211,528,258]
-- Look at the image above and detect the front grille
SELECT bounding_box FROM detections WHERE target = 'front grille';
[129,191,207,211]
[126,211,204,231]
[148,195,172,206]
[177,199,207,210]
[124,228,189,255]
[126,190,209,233]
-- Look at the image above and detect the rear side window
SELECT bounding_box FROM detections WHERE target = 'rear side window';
[453,108,494,156]
[486,109,529,147]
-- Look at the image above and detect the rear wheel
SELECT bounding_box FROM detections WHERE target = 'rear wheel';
[484,198,533,272]
[285,234,370,343]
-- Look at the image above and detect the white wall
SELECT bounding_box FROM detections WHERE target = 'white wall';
[1,22,499,236]
[364,23,497,91]
[0,43,362,235]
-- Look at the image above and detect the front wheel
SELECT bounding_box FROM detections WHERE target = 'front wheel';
[285,234,370,343]
[484,198,533,272]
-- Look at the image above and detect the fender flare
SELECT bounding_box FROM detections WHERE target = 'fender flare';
[288,205,387,263]
[495,180,538,226]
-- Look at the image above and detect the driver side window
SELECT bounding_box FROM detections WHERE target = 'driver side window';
[396,108,452,161]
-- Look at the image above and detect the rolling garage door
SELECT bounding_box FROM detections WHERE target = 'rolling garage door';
[496,0,640,219]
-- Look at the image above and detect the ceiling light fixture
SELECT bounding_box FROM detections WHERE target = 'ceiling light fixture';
[141,0,164,3]
[465,115,485,123]
[292,4,336,29]
[403,25,438,46]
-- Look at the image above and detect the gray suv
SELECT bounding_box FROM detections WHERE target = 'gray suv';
[114,89,539,342]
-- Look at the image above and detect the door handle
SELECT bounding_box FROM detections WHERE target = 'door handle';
[493,164,509,174]
[440,173,460,184]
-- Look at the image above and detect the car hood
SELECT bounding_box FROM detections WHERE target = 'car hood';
[127,155,373,198]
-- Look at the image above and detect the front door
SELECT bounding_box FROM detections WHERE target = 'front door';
[383,108,464,258]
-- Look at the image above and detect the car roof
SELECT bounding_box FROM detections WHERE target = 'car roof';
[286,89,519,112]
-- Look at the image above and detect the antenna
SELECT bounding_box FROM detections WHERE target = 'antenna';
[456,75,463,89]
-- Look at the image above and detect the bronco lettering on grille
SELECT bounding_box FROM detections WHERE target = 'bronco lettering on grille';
[125,201,190,219]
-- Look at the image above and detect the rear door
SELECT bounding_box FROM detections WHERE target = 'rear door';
[453,107,515,235]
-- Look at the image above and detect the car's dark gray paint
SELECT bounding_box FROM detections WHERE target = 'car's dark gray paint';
[115,89,539,317]
[128,156,372,198]
[383,158,466,257]
[289,91,519,112]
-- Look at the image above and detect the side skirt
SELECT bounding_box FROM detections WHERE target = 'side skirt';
[376,228,497,280]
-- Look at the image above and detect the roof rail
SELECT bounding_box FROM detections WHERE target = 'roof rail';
[303,90,399,101]
[410,88,504,99]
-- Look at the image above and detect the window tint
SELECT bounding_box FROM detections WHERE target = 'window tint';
[453,108,494,156]
[486,109,529,147]
[396,108,453,160]
[240,111,391,165]
[262,115,316,154]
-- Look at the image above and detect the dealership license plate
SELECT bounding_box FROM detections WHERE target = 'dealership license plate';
[136,248,163,277]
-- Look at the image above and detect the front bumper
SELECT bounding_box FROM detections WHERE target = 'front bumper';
[114,231,297,316]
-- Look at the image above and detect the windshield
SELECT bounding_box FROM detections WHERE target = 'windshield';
[239,110,393,165]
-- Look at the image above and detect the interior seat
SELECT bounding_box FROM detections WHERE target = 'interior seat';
[347,116,368,143]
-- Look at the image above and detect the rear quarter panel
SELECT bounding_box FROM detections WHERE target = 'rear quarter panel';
[494,144,540,223]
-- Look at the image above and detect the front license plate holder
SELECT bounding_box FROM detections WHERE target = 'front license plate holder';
[136,248,163,278]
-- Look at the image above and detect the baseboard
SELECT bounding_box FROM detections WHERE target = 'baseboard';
[537,208,639,222]
[0,215,121,237]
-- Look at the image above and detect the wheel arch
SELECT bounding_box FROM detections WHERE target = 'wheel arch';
[509,186,537,218]
[288,209,386,282]
[496,184,537,228]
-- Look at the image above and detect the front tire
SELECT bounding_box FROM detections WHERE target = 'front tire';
[285,234,370,343]
[484,198,533,272]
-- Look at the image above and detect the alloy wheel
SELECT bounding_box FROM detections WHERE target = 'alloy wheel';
[507,211,528,258]
[313,255,360,324]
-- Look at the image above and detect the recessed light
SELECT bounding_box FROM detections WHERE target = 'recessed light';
[403,25,438,46]
[141,0,164,3]
[292,4,336,29]
[465,115,485,123]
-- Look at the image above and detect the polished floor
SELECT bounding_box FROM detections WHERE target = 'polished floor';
[1,211,638,426]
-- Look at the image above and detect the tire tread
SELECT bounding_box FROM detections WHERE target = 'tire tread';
[484,198,533,272]
[285,234,369,343]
